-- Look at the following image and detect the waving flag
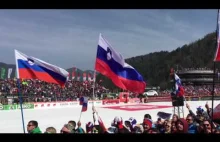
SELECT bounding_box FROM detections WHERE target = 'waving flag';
[15,50,69,87]
[174,74,184,97]
[98,115,107,133]
[214,10,220,61]
[79,96,88,112]
[95,34,146,93]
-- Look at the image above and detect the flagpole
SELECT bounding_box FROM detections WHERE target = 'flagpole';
[92,70,96,107]
[17,79,26,133]
[14,50,26,133]
[212,9,219,133]
[92,33,101,108]
[211,62,216,133]
[79,110,83,121]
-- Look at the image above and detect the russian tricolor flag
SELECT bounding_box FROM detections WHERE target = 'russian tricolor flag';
[174,74,184,97]
[14,50,69,87]
[95,34,146,93]
[79,96,88,112]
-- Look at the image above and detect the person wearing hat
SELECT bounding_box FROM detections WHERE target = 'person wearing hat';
[186,103,209,124]
[111,116,130,133]
[176,118,189,133]
[142,119,153,133]
[156,118,165,133]
[124,117,137,133]
[86,122,99,133]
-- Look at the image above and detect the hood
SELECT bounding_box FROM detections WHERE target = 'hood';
[30,127,42,134]
[177,118,188,133]
[143,119,152,128]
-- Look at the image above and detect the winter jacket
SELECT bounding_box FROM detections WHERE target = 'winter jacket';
[188,109,209,123]
[118,126,130,133]
[188,123,197,134]
[30,127,42,134]
[176,118,188,133]
[76,127,85,133]
[143,129,154,134]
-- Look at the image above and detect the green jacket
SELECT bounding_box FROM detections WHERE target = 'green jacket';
[30,127,42,134]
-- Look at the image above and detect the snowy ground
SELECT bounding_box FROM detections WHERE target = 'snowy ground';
[0,100,219,133]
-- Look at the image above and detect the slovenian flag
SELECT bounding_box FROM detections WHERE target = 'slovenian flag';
[94,34,146,93]
[14,50,69,87]
[214,9,220,61]
[79,96,88,112]
[174,73,184,97]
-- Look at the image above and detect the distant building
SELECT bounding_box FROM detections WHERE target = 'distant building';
[171,68,220,85]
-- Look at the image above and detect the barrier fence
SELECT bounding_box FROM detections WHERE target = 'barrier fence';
[0,95,219,111]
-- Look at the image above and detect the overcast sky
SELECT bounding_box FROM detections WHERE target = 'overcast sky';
[0,9,217,70]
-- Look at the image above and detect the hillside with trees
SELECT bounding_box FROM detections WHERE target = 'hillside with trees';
[96,31,220,91]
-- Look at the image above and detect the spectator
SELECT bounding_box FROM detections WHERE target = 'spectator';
[45,127,56,134]
[197,122,205,133]
[111,116,129,133]
[186,103,209,124]
[172,114,179,123]
[86,122,98,133]
[86,122,94,133]
[214,127,220,134]
[156,118,165,133]
[142,119,153,134]
[27,120,42,134]
[186,114,198,134]
[75,121,85,133]
[60,120,76,133]
[171,121,178,133]
[124,117,137,133]
[176,118,188,133]
[164,121,171,133]
[203,120,212,134]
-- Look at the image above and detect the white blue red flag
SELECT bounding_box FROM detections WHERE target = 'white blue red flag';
[174,73,184,97]
[214,9,220,61]
[14,50,69,87]
[94,34,146,93]
[79,96,88,112]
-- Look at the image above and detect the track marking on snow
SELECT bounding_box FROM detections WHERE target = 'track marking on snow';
[101,104,172,111]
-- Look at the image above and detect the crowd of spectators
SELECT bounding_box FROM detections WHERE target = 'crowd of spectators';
[160,85,220,96]
[176,68,215,73]
[26,103,220,134]
[1,78,219,104]
[0,79,108,103]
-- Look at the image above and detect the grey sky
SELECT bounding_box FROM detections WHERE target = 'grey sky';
[0,9,217,70]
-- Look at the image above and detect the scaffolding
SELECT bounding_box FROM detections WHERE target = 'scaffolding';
[173,106,185,118]
[171,96,185,118]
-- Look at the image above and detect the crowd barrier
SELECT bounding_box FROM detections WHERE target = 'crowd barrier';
[0,96,219,111]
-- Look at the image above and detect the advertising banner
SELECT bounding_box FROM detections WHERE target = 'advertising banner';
[102,99,120,105]
[3,104,17,110]
[0,104,3,110]
[17,103,34,109]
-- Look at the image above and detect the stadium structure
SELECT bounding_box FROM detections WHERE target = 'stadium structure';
[172,68,220,85]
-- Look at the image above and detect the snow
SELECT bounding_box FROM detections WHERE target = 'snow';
[0,100,219,133]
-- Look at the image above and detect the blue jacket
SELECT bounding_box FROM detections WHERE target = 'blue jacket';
[188,123,197,134]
